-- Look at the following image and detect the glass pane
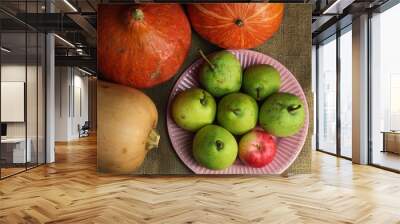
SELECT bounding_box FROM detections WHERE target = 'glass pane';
[0,2,46,178]
[1,31,27,177]
[317,37,337,154]
[38,33,45,165]
[340,29,352,158]
[371,3,400,171]
[26,0,37,170]
[27,31,38,169]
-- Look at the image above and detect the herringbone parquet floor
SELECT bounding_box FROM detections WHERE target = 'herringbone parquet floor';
[1,135,400,224]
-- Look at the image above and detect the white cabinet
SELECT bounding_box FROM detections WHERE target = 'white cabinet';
[1,138,32,163]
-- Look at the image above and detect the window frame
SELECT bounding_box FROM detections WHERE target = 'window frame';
[315,24,353,160]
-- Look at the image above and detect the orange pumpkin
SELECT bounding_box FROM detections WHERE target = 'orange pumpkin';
[187,3,285,49]
[98,4,191,88]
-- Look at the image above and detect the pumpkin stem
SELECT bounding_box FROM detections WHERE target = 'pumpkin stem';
[200,91,208,106]
[235,19,244,27]
[199,49,215,70]
[145,129,160,151]
[132,8,144,21]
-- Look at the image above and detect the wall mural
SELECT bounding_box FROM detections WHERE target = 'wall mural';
[97,3,312,175]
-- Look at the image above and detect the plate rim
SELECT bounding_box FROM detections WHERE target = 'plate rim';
[166,49,309,174]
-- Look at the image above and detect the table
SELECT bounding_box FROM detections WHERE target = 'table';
[1,138,31,163]
[381,131,400,154]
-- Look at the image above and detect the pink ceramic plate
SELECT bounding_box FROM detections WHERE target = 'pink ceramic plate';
[166,49,309,174]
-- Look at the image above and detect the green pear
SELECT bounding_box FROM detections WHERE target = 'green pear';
[199,50,242,97]
[242,64,281,101]
[171,88,216,132]
[217,93,258,135]
[193,125,238,170]
[259,93,305,137]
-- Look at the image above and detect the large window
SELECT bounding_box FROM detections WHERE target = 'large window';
[339,28,352,158]
[316,26,353,159]
[370,3,400,171]
[317,36,337,154]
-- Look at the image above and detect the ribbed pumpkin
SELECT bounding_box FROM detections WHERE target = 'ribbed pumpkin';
[187,3,284,49]
[98,4,191,88]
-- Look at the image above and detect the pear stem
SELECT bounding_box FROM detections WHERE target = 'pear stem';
[288,104,302,113]
[200,91,207,105]
[256,87,261,100]
[199,49,215,70]
[232,108,241,116]
[132,8,144,21]
[145,129,160,151]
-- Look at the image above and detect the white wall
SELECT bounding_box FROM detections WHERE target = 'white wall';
[1,65,27,141]
[1,64,25,81]
[1,64,46,164]
[55,66,70,141]
[1,65,41,137]
[1,65,26,139]
[54,67,89,141]
[72,73,89,137]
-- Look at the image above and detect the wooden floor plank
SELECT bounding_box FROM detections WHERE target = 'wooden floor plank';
[1,135,400,223]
